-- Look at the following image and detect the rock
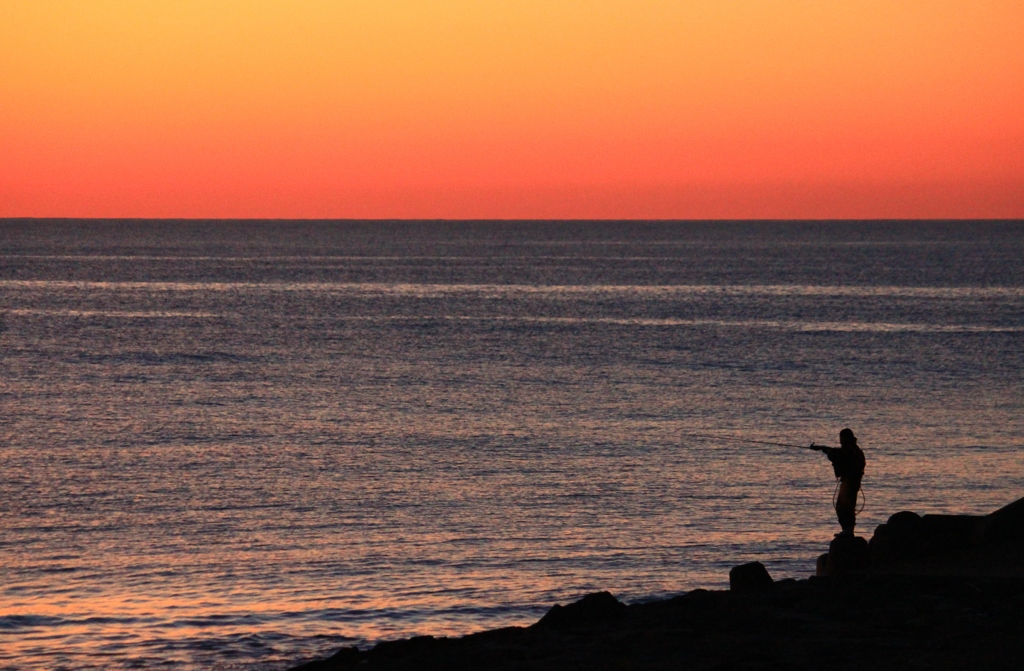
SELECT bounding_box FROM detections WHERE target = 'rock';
[918,514,983,553]
[290,496,1024,671]
[291,573,1024,671]
[729,561,774,593]
[822,535,870,575]
[978,496,1024,544]
[867,499,1024,567]
[533,591,626,630]
[888,510,923,534]
[869,511,922,566]
[816,552,830,577]
[868,526,894,565]
[371,636,440,660]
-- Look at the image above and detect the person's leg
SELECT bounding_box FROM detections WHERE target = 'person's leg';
[836,478,860,535]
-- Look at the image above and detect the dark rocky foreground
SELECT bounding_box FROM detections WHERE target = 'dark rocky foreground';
[291,498,1024,671]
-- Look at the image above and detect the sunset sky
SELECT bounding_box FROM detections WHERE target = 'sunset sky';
[2,1,1022,219]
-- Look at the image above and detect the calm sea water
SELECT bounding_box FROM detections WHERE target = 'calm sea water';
[2,220,1023,670]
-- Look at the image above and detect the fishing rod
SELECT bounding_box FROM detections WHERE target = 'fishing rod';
[677,430,823,451]
[686,433,1024,453]
[679,430,866,512]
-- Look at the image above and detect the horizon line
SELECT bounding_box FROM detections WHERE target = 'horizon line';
[4,217,1023,224]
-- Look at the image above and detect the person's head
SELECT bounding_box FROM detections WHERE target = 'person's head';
[839,428,857,447]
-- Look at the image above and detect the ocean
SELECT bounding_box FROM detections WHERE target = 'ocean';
[2,220,1022,670]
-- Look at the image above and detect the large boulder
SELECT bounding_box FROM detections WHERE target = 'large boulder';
[729,561,774,593]
[868,511,922,566]
[865,496,1024,577]
[820,535,870,576]
[533,591,627,630]
[977,496,1024,544]
[918,514,984,554]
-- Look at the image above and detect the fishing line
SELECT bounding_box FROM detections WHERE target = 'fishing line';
[677,430,820,450]
[679,430,819,515]
[682,429,868,514]
[683,431,1024,452]
[831,477,867,514]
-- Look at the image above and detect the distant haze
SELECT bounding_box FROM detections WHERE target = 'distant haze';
[1,1,1022,218]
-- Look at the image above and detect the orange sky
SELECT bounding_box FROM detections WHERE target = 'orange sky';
[2,1,1022,219]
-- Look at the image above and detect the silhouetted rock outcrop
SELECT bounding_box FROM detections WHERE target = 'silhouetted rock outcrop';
[728,561,773,593]
[980,497,1024,543]
[817,534,870,576]
[867,495,1024,577]
[291,496,1024,671]
[533,591,627,630]
[868,510,922,565]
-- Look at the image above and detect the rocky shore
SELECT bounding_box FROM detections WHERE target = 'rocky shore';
[291,497,1024,671]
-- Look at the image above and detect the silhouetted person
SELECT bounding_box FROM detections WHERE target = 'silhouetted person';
[814,428,866,536]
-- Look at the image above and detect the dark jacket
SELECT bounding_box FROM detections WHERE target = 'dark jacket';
[826,444,866,481]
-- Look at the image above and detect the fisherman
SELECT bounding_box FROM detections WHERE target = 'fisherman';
[813,428,866,537]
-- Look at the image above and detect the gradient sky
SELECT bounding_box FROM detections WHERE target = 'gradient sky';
[2,1,1022,219]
